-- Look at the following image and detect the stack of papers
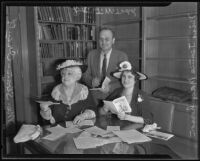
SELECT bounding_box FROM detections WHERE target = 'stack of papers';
[42,125,82,141]
[106,126,120,132]
[73,135,122,149]
[83,126,108,136]
[112,129,152,144]
[144,130,174,140]
[66,120,94,128]
[73,136,106,149]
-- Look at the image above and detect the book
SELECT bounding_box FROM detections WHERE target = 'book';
[103,96,132,114]
[90,77,111,91]
[144,130,174,141]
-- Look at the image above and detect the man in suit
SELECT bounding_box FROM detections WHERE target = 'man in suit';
[82,27,128,105]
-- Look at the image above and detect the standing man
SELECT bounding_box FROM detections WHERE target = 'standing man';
[82,27,128,105]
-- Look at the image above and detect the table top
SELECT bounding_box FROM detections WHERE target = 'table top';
[23,114,198,158]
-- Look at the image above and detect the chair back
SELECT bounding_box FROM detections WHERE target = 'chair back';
[149,99,175,133]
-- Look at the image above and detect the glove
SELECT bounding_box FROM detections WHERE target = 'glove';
[73,110,96,124]
[117,112,127,120]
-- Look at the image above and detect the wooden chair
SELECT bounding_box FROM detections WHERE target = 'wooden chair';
[149,99,175,133]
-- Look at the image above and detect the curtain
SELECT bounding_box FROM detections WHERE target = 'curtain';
[4,7,20,134]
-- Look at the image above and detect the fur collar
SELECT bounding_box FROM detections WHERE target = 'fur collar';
[51,83,88,105]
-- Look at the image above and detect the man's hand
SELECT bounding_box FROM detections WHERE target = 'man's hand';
[92,77,101,87]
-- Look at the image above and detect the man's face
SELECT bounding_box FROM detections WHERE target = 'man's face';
[99,30,115,53]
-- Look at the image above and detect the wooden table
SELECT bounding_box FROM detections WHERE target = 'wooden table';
[22,114,198,159]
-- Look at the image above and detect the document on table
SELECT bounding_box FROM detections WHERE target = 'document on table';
[66,120,94,128]
[42,125,82,141]
[73,136,106,149]
[73,135,122,149]
[106,126,120,132]
[144,130,174,140]
[112,129,152,144]
[83,126,108,136]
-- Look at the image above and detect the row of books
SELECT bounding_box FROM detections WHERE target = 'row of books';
[40,42,96,58]
[38,24,96,41]
[37,7,96,24]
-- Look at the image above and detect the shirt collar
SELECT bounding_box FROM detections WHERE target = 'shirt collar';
[101,48,112,58]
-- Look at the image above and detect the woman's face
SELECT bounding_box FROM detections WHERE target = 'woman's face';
[61,67,81,86]
[121,71,136,89]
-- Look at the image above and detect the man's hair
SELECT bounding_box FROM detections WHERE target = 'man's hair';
[99,26,115,38]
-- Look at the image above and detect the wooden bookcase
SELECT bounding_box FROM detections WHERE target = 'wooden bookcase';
[34,6,97,97]
[142,2,197,140]
[98,7,142,76]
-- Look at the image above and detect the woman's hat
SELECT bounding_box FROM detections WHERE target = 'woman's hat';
[56,59,87,72]
[112,61,147,80]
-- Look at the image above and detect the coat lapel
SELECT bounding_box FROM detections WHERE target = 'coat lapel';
[107,49,115,76]
[96,50,101,78]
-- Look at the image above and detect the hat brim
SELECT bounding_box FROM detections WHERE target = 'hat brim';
[59,65,87,73]
[112,70,147,80]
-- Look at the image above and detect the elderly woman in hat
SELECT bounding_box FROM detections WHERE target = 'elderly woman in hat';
[39,59,96,125]
[99,61,153,125]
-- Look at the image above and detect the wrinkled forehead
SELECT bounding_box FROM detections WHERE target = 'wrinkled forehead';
[61,66,81,75]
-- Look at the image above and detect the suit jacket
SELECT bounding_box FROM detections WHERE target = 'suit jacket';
[82,48,128,94]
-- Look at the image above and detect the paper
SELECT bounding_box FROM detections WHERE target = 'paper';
[13,124,41,143]
[66,120,94,128]
[103,96,132,114]
[112,129,152,144]
[36,100,60,105]
[42,125,82,141]
[83,126,108,136]
[78,120,94,127]
[144,130,174,140]
[107,126,120,132]
[73,135,121,149]
[73,136,106,149]
[90,77,111,91]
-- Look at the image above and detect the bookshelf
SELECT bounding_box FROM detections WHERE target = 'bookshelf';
[99,7,142,73]
[34,6,97,96]
[142,2,197,140]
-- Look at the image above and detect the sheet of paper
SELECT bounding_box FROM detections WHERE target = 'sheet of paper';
[144,130,174,140]
[89,77,111,91]
[107,126,120,132]
[112,129,152,144]
[103,100,118,114]
[65,121,78,128]
[42,125,82,141]
[35,100,60,105]
[102,136,122,144]
[78,120,94,127]
[73,136,106,149]
[66,120,94,128]
[101,77,111,89]
[83,126,108,136]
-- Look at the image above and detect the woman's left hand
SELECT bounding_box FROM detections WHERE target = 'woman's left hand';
[73,115,85,125]
[117,112,126,120]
